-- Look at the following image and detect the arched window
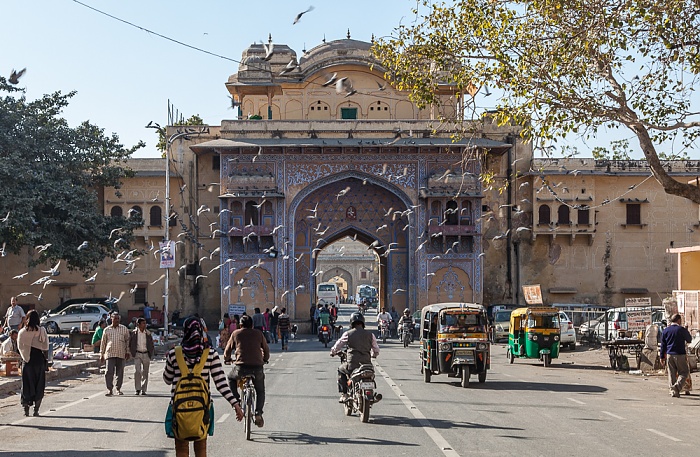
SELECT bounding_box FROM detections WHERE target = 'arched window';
[244,201,259,226]
[445,201,458,225]
[557,205,570,225]
[129,206,142,220]
[149,206,162,226]
[110,206,123,217]
[538,205,551,225]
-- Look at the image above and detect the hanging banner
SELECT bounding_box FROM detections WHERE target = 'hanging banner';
[159,240,176,269]
[523,284,543,305]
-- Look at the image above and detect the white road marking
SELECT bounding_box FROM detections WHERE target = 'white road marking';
[601,411,625,420]
[567,398,586,405]
[501,373,513,377]
[270,363,276,367]
[374,362,460,457]
[647,429,681,442]
[217,413,230,423]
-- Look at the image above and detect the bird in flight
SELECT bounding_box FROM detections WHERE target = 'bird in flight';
[336,186,351,200]
[85,272,98,283]
[77,241,89,251]
[293,6,314,24]
[9,68,26,85]
[41,261,61,276]
[197,205,210,216]
[322,72,337,87]
[336,77,357,97]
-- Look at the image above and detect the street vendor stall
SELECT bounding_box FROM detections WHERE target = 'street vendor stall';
[603,338,645,370]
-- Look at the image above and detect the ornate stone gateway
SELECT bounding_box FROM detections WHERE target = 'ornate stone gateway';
[188,38,513,319]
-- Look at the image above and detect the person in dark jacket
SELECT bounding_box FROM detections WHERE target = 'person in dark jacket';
[129,318,155,395]
[277,308,291,351]
[329,312,379,403]
[660,313,693,398]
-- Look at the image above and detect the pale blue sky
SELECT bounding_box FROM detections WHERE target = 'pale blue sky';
[1,1,692,159]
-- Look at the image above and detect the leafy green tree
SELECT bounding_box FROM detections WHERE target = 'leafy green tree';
[155,114,205,155]
[373,0,700,203]
[0,78,144,273]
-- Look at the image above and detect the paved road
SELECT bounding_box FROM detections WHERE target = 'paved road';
[0,304,697,456]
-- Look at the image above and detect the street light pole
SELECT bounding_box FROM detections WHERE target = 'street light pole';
[145,122,209,337]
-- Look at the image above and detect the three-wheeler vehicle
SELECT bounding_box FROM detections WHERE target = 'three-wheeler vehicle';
[507,307,561,367]
[420,303,490,388]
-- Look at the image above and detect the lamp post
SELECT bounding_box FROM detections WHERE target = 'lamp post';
[145,122,209,336]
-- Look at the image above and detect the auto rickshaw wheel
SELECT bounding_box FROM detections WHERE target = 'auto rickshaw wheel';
[543,354,551,367]
[461,368,470,388]
[507,348,514,364]
[478,370,487,383]
[423,367,431,383]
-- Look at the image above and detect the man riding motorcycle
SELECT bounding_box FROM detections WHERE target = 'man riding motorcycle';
[318,304,332,341]
[330,312,379,402]
[376,307,392,338]
[398,308,414,341]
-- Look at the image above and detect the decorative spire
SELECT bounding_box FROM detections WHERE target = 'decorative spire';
[322,34,326,43]
[268,33,272,44]
[371,34,375,44]
[347,29,351,39]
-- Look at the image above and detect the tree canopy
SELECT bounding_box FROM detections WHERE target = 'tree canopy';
[0,78,144,273]
[373,0,700,203]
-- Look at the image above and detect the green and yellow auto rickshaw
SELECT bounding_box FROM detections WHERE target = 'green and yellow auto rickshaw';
[420,303,490,388]
[507,307,561,367]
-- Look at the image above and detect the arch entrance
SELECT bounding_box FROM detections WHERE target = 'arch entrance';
[290,175,412,313]
[320,266,354,300]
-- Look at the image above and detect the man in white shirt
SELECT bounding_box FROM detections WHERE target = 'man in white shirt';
[4,297,26,331]
[128,318,154,395]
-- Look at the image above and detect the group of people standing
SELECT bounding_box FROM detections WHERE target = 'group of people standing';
[219,306,292,351]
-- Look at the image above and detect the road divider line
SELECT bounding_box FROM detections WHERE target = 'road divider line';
[647,429,681,442]
[217,413,230,423]
[601,411,624,420]
[567,398,586,405]
[374,362,460,457]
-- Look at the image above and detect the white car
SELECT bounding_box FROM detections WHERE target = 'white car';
[40,303,111,334]
[557,311,577,349]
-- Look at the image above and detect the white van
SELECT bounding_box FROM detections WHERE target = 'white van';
[316,282,339,305]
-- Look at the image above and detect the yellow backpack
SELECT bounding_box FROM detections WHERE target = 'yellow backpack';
[172,346,211,441]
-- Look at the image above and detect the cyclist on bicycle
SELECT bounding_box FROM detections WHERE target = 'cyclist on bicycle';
[224,315,269,428]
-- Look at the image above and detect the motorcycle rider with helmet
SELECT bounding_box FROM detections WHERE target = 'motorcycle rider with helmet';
[397,308,414,341]
[330,312,379,403]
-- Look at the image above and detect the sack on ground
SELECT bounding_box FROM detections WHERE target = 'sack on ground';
[171,346,211,441]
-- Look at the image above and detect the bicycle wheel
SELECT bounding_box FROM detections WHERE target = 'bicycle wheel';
[245,388,254,440]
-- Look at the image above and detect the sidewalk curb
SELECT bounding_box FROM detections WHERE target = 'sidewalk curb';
[0,360,101,397]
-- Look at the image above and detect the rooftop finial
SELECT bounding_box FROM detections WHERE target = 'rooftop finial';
[268,33,272,44]
[347,29,351,39]
[371,33,375,43]
[322,34,326,43]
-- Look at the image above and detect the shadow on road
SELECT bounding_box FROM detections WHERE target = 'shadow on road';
[47,415,162,424]
[428,380,607,393]
[251,431,420,447]
[371,414,524,431]
[1,452,167,457]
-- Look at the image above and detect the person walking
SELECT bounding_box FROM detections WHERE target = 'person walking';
[270,306,280,344]
[277,308,291,351]
[92,319,107,353]
[17,310,49,416]
[164,317,243,457]
[129,318,154,395]
[252,308,265,332]
[4,296,26,331]
[660,313,693,398]
[100,312,131,396]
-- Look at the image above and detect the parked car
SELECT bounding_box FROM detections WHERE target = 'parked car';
[42,297,117,317]
[592,307,663,340]
[578,316,603,336]
[556,311,577,349]
[492,310,513,342]
[40,304,111,334]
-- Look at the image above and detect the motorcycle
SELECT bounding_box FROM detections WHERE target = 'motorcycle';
[337,351,381,423]
[378,319,390,344]
[318,324,331,347]
[399,321,414,347]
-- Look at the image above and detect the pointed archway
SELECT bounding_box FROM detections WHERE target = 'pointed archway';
[287,172,414,317]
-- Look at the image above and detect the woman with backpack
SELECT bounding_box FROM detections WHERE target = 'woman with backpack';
[164,317,243,457]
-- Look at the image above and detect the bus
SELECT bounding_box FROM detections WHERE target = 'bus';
[356,284,378,308]
[316,282,340,306]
